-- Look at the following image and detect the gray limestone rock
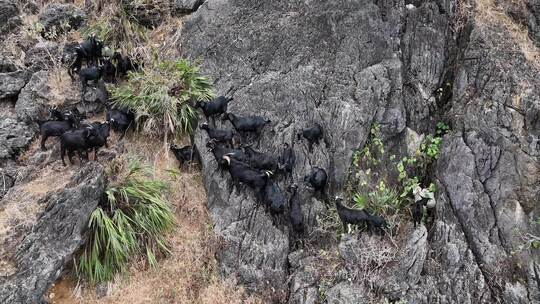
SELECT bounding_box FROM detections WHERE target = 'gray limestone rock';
[180,0,540,302]
[38,3,86,36]
[0,162,105,303]
[0,117,34,159]
[0,0,21,37]
[0,71,29,100]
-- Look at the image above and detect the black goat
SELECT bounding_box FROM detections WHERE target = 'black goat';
[47,106,72,121]
[305,167,327,195]
[200,123,234,147]
[47,106,63,120]
[243,145,278,171]
[206,140,247,165]
[335,197,369,232]
[412,198,427,228]
[170,144,199,167]
[222,155,272,193]
[39,114,79,151]
[60,128,97,166]
[101,57,116,83]
[106,106,133,140]
[196,96,233,118]
[113,52,139,78]
[366,212,388,236]
[288,184,303,233]
[69,36,103,78]
[262,181,286,214]
[224,113,270,135]
[298,123,323,152]
[79,66,104,94]
[278,143,295,174]
[85,122,111,160]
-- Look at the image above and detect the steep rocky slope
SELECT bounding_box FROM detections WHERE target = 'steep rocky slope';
[181,0,540,303]
[0,0,538,303]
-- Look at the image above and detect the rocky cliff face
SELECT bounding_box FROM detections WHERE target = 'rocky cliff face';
[0,161,105,303]
[180,0,540,302]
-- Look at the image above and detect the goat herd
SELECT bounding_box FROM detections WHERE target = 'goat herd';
[37,36,139,165]
[174,94,391,236]
[36,36,415,237]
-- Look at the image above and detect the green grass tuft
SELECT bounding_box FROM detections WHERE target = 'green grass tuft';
[111,59,214,138]
[77,158,175,283]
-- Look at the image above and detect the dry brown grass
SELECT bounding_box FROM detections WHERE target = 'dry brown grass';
[47,134,261,304]
[475,0,540,68]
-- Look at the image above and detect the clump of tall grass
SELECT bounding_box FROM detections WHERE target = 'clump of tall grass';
[77,157,175,283]
[80,1,148,53]
[110,59,214,139]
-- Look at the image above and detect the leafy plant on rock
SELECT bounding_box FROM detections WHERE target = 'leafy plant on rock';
[345,122,449,230]
[77,157,175,283]
[111,59,214,140]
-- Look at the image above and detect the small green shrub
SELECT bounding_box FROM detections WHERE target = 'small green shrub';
[111,59,214,138]
[345,122,449,230]
[77,158,175,283]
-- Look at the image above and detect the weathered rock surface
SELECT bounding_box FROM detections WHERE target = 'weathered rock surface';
[38,3,86,36]
[24,41,60,71]
[172,0,204,14]
[0,162,105,304]
[0,0,21,36]
[0,117,34,159]
[16,68,105,124]
[0,54,17,73]
[182,0,540,302]
[123,1,165,28]
[15,71,52,123]
[0,71,30,100]
[184,0,406,299]
[324,282,367,304]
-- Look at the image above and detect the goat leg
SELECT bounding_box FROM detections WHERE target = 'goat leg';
[77,149,84,165]
[67,150,75,165]
[60,145,67,166]
[40,136,48,151]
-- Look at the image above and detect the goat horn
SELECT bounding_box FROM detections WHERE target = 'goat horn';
[222,155,231,165]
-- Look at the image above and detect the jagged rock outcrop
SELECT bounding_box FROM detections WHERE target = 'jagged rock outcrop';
[0,162,106,304]
[172,0,204,14]
[123,0,166,28]
[0,71,29,100]
[0,117,34,159]
[0,0,21,37]
[0,54,17,73]
[15,71,53,123]
[181,0,540,302]
[24,41,60,71]
[16,68,105,124]
[38,3,86,36]
[184,1,405,300]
